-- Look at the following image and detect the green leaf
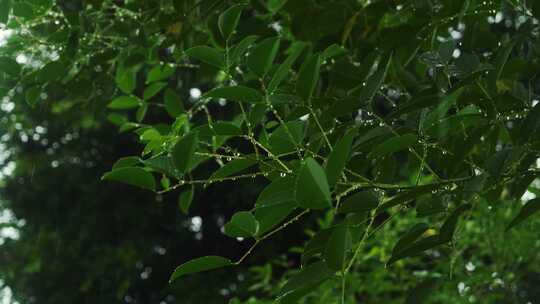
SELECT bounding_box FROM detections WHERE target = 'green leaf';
[256,176,296,207]
[387,235,443,265]
[218,4,244,39]
[357,54,392,104]
[36,60,65,82]
[178,188,194,215]
[144,155,180,178]
[164,88,184,118]
[278,261,334,298]
[115,66,137,94]
[11,1,34,19]
[209,158,257,180]
[247,37,280,77]
[439,204,471,242]
[268,121,305,154]
[136,102,148,123]
[107,113,127,126]
[325,128,357,187]
[438,40,456,62]
[169,256,233,283]
[322,44,347,59]
[422,88,464,130]
[205,86,262,103]
[519,102,540,144]
[0,56,20,76]
[425,113,486,139]
[277,284,322,304]
[485,148,512,179]
[185,46,224,68]
[268,42,307,92]
[101,167,155,191]
[324,224,351,271]
[267,0,288,13]
[301,229,332,265]
[112,156,141,170]
[210,122,242,136]
[387,95,438,119]
[25,86,40,107]
[416,198,445,217]
[391,223,429,256]
[338,190,379,214]
[0,0,11,24]
[224,211,259,237]
[143,82,167,100]
[254,176,297,235]
[456,53,480,75]
[296,54,321,102]
[107,96,141,109]
[139,128,161,142]
[172,133,198,173]
[146,64,175,84]
[295,158,332,210]
[506,198,540,231]
[229,35,258,63]
[488,40,516,95]
[367,133,417,159]
[196,122,242,137]
[254,200,296,236]
[379,184,440,211]
[161,175,170,189]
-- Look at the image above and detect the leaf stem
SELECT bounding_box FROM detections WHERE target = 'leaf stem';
[309,107,333,152]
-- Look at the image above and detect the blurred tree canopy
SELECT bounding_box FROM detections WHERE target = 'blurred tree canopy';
[2,0,540,303]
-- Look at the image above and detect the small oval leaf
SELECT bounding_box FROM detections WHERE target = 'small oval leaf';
[247,37,280,77]
[296,54,321,102]
[172,133,199,173]
[256,176,296,208]
[325,128,357,187]
[356,54,392,104]
[209,158,257,180]
[102,167,155,191]
[338,190,379,214]
[367,133,418,159]
[108,96,141,109]
[143,82,167,100]
[439,204,471,242]
[224,211,259,238]
[185,46,224,68]
[268,41,306,92]
[295,158,332,210]
[164,88,184,118]
[254,201,296,236]
[178,188,194,215]
[169,256,232,283]
[324,225,351,271]
[218,4,244,39]
[391,223,430,256]
[205,86,262,103]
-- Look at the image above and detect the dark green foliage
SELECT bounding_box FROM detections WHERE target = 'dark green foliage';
[3,0,540,303]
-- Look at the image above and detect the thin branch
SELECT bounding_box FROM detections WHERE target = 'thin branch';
[235,209,310,264]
